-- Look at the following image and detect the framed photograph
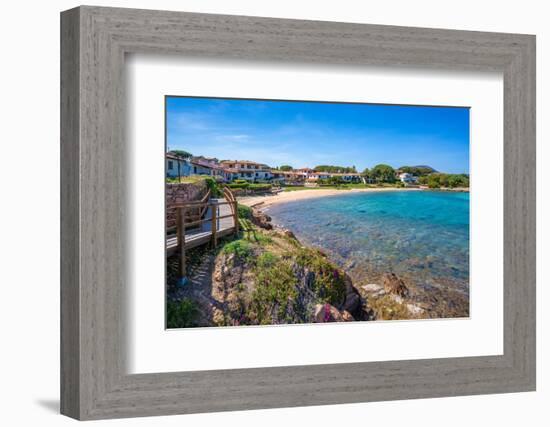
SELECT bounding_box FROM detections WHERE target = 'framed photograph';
[61,6,536,420]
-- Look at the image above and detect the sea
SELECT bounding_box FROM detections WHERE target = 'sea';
[265,190,470,294]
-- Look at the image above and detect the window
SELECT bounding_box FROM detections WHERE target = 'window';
[168,160,173,169]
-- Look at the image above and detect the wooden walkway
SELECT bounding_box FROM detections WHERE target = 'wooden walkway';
[166,187,239,281]
[166,199,236,254]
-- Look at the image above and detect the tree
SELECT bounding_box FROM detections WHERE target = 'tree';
[314,165,356,173]
[279,165,293,171]
[398,165,435,176]
[427,174,440,189]
[371,164,396,183]
[169,149,192,159]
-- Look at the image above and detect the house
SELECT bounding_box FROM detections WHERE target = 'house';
[190,158,215,176]
[399,172,418,184]
[305,172,362,183]
[220,160,273,181]
[166,153,192,179]
[270,170,306,184]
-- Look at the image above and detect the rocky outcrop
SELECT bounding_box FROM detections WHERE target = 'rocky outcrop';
[313,304,354,322]
[382,272,409,297]
[251,209,273,230]
[213,252,244,289]
[342,275,364,318]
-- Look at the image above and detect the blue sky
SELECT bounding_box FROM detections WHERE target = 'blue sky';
[166,97,469,174]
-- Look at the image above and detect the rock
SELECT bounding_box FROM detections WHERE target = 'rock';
[362,283,384,293]
[213,253,243,288]
[406,303,425,316]
[341,310,355,321]
[382,272,409,297]
[313,303,345,322]
[251,209,273,230]
[342,275,362,315]
[281,228,296,239]
[390,294,404,305]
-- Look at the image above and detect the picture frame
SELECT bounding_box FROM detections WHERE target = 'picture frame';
[60,5,536,420]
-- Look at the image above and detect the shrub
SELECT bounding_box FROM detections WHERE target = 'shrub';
[237,204,253,220]
[203,176,222,197]
[222,239,252,260]
[295,248,347,306]
[250,259,297,324]
[166,298,200,328]
[228,182,249,189]
[256,251,278,268]
[368,294,411,320]
[248,183,271,191]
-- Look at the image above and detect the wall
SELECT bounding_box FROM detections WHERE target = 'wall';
[166,181,209,228]
[0,1,547,427]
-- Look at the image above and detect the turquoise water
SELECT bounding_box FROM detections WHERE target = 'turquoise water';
[266,190,469,292]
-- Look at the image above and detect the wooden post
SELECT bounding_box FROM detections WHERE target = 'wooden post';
[211,203,217,247]
[233,201,239,235]
[177,207,186,281]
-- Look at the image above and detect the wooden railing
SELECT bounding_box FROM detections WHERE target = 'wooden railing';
[169,187,238,281]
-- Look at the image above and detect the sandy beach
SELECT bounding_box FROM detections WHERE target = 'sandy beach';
[237,187,423,208]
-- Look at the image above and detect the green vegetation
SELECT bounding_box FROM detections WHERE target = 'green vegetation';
[168,149,193,159]
[214,218,350,325]
[227,181,272,192]
[278,165,293,171]
[223,239,253,260]
[237,203,253,219]
[256,251,278,268]
[295,247,347,306]
[369,164,397,183]
[250,258,298,324]
[166,298,200,328]
[314,165,357,173]
[418,173,469,188]
[203,176,222,197]
[283,183,377,192]
[166,174,204,184]
[165,174,223,196]
[398,165,436,176]
[368,294,411,320]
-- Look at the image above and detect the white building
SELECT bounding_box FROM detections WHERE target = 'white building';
[399,172,418,184]
[220,160,273,181]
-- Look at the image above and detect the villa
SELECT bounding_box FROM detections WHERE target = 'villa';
[306,171,363,183]
[398,172,419,184]
[166,153,192,179]
[167,153,365,185]
[220,160,273,181]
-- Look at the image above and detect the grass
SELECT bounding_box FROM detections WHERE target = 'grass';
[166,174,206,184]
[166,175,223,197]
[295,247,347,306]
[166,298,201,328]
[249,258,298,324]
[222,239,253,260]
[367,295,411,320]
[237,203,253,219]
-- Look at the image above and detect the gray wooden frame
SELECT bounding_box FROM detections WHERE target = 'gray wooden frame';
[61,5,536,420]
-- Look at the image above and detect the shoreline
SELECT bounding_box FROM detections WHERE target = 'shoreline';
[238,186,469,209]
[238,187,420,208]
